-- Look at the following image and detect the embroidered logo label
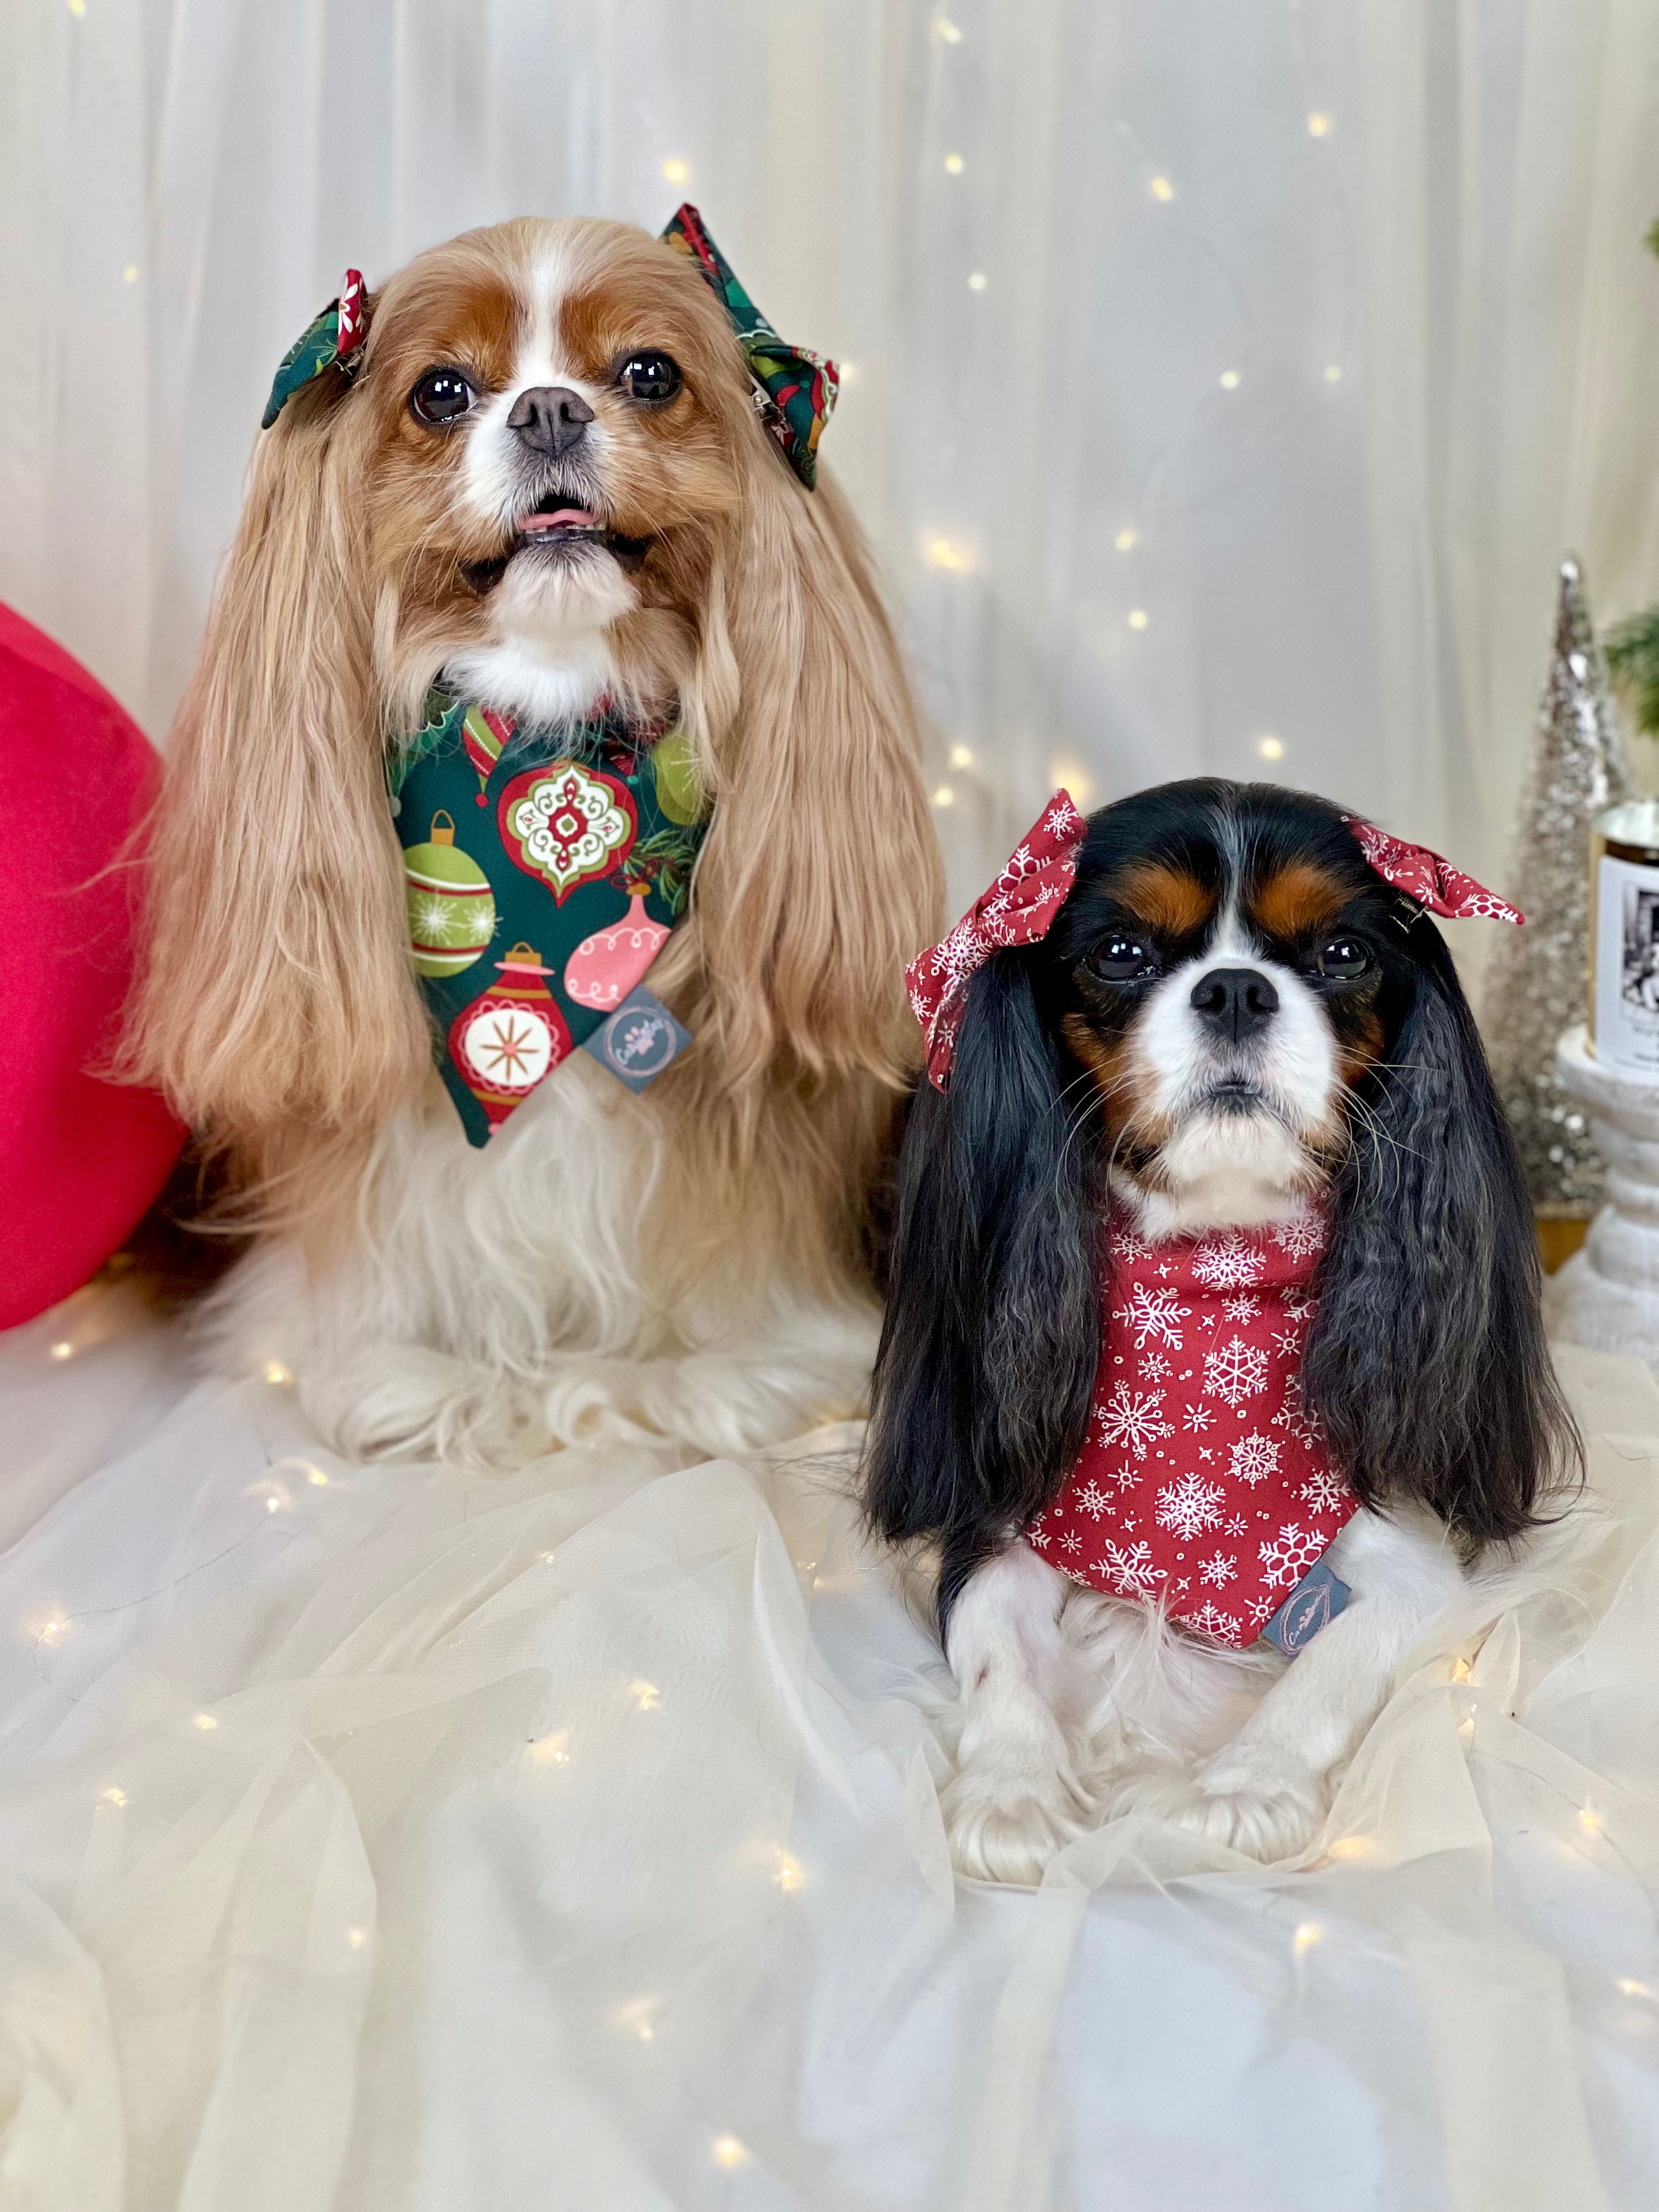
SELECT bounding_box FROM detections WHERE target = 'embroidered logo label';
[1261,1561,1351,1655]
[498,760,637,903]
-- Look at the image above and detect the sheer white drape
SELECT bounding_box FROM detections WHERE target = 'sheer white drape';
[5,0,1659,911]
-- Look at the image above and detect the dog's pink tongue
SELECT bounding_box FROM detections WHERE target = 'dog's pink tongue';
[521,507,595,532]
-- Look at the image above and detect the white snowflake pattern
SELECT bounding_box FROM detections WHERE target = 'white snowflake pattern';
[464,902,496,943]
[1282,1293,1315,1324]
[1124,1284,1188,1350]
[1203,1334,1270,1409]
[1227,1432,1281,1487]
[1059,1529,1084,1555]
[1026,1525,1052,1549]
[1094,1383,1174,1459]
[1110,1226,1150,1263]
[1223,1294,1261,1322]
[1094,1538,1167,1596]
[1182,1402,1217,1434]
[1259,1523,1325,1589]
[1108,1462,1140,1493]
[1297,1466,1348,1517]
[1198,1551,1238,1588]
[1223,1514,1251,1537]
[1273,1214,1325,1262]
[1188,1599,1245,1644]
[1142,1352,1172,1380]
[411,893,461,944]
[1073,1478,1110,1520]
[1273,1371,1326,1446]
[1272,1324,1305,1356]
[1155,1471,1226,1539]
[1193,1234,1267,1290]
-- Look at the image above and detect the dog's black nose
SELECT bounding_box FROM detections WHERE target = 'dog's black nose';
[1189,966,1279,1041]
[507,385,595,458]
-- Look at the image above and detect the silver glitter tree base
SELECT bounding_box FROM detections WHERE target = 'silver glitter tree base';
[1481,558,1635,1215]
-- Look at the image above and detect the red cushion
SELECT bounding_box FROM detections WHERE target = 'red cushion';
[0,606,186,1328]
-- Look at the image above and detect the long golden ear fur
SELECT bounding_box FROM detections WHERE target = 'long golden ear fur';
[127,371,429,1200]
[680,447,943,1104]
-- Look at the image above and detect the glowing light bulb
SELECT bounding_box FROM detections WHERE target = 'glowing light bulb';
[1293,1921,1322,1956]
[1307,112,1331,138]
[944,153,964,176]
[936,15,963,39]
[926,536,971,572]
[100,1787,127,1808]
[1148,175,1176,202]
[1324,364,1343,384]
[49,1341,74,1361]
[713,2135,751,2169]
[1114,527,1138,552]
[531,1732,571,1766]
[41,1620,64,1641]
[266,1496,281,1513]
[123,264,138,284]
[306,1467,329,1488]
[193,1713,218,1731]
[948,743,974,770]
[1219,369,1240,391]
[1618,1977,1654,1999]
[1257,736,1285,762]
[347,1926,368,1950]
[773,1850,805,1892]
[66,0,86,16]
[1127,608,1149,631]
[933,785,956,809]
[1327,1835,1375,1861]
[837,360,859,384]
[661,159,689,185]
[1579,1806,1604,1836]
[263,1361,292,1386]
[967,270,988,292]
[1051,761,1094,808]
[631,1680,662,1711]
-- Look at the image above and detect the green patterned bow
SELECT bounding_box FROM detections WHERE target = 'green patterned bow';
[262,269,367,430]
[661,205,838,489]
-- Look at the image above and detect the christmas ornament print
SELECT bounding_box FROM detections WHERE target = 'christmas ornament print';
[1481,556,1635,1215]
[402,811,496,977]
[498,759,638,902]
[563,890,670,1011]
[448,944,573,1131]
[1025,1211,1358,1647]
[462,705,515,804]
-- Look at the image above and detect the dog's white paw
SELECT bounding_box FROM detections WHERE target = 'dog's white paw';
[1110,1753,1326,1863]
[942,1756,1093,1884]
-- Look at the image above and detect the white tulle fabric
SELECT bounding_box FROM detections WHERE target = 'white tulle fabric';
[6,1,1659,918]
[2,1285,1657,2210]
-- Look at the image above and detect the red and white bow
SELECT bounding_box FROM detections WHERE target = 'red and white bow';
[1345,818,1523,926]
[336,269,367,358]
[907,790,1086,1090]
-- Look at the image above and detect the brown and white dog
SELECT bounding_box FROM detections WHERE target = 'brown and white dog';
[132,216,940,1464]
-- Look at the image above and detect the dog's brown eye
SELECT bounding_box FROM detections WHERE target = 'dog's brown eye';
[1315,938,1370,980]
[1091,934,1161,983]
[618,352,682,404]
[409,369,475,425]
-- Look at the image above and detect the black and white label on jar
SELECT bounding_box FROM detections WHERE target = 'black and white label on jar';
[1595,853,1659,1071]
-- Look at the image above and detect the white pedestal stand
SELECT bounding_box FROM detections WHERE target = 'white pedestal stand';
[1551,1025,1659,1369]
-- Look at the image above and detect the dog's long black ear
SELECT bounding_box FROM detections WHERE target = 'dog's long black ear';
[1303,931,1582,1545]
[862,951,1101,1619]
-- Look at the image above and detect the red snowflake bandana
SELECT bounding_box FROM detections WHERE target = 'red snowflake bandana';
[906,789,1087,1090]
[1026,1212,1359,1650]
[1345,818,1522,926]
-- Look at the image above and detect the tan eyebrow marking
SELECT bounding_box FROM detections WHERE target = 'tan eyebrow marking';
[1248,859,1350,944]
[1106,860,1218,940]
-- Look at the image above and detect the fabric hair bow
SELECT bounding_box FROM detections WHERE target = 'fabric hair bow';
[1344,817,1523,926]
[907,790,1087,1091]
[661,204,838,489]
[262,269,368,429]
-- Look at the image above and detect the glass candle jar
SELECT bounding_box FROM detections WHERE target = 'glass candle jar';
[1590,799,1659,1073]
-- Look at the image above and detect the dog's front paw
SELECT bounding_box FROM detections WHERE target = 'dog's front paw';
[941,1757,1093,1885]
[1110,1754,1326,1863]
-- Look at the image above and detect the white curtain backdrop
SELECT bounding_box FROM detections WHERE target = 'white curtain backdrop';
[7,0,1659,916]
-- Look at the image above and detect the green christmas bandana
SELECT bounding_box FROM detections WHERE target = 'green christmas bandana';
[262,269,367,429]
[661,205,838,488]
[388,691,709,1146]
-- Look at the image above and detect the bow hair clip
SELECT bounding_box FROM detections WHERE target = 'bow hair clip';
[1344,817,1523,927]
[906,790,1087,1091]
[262,269,368,430]
[661,205,838,489]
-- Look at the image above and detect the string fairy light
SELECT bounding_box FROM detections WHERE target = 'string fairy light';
[1219,370,1240,391]
[193,1713,218,1731]
[935,15,963,40]
[944,153,964,176]
[926,535,973,572]
[1323,365,1343,384]
[123,264,138,284]
[933,785,955,808]
[615,1995,663,2043]
[1114,528,1138,552]
[529,1731,571,1766]
[263,1361,293,1386]
[967,270,988,292]
[100,1786,127,1808]
[1327,1835,1376,1862]
[1618,1978,1655,2000]
[948,743,974,770]
[1578,1805,1604,1836]
[1127,608,1149,631]
[712,2136,751,2170]
[347,1926,368,1950]
[49,1341,74,1361]
[1148,174,1176,202]
[1293,1920,1323,1957]
[1050,760,1094,809]
[1307,112,1332,138]
[630,1680,662,1712]
[661,159,690,185]
[773,1850,805,1893]
[1257,736,1285,762]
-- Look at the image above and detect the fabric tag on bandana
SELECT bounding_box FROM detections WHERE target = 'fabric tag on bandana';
[1261,1561,1351,1655]
[580,985,692,1092]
